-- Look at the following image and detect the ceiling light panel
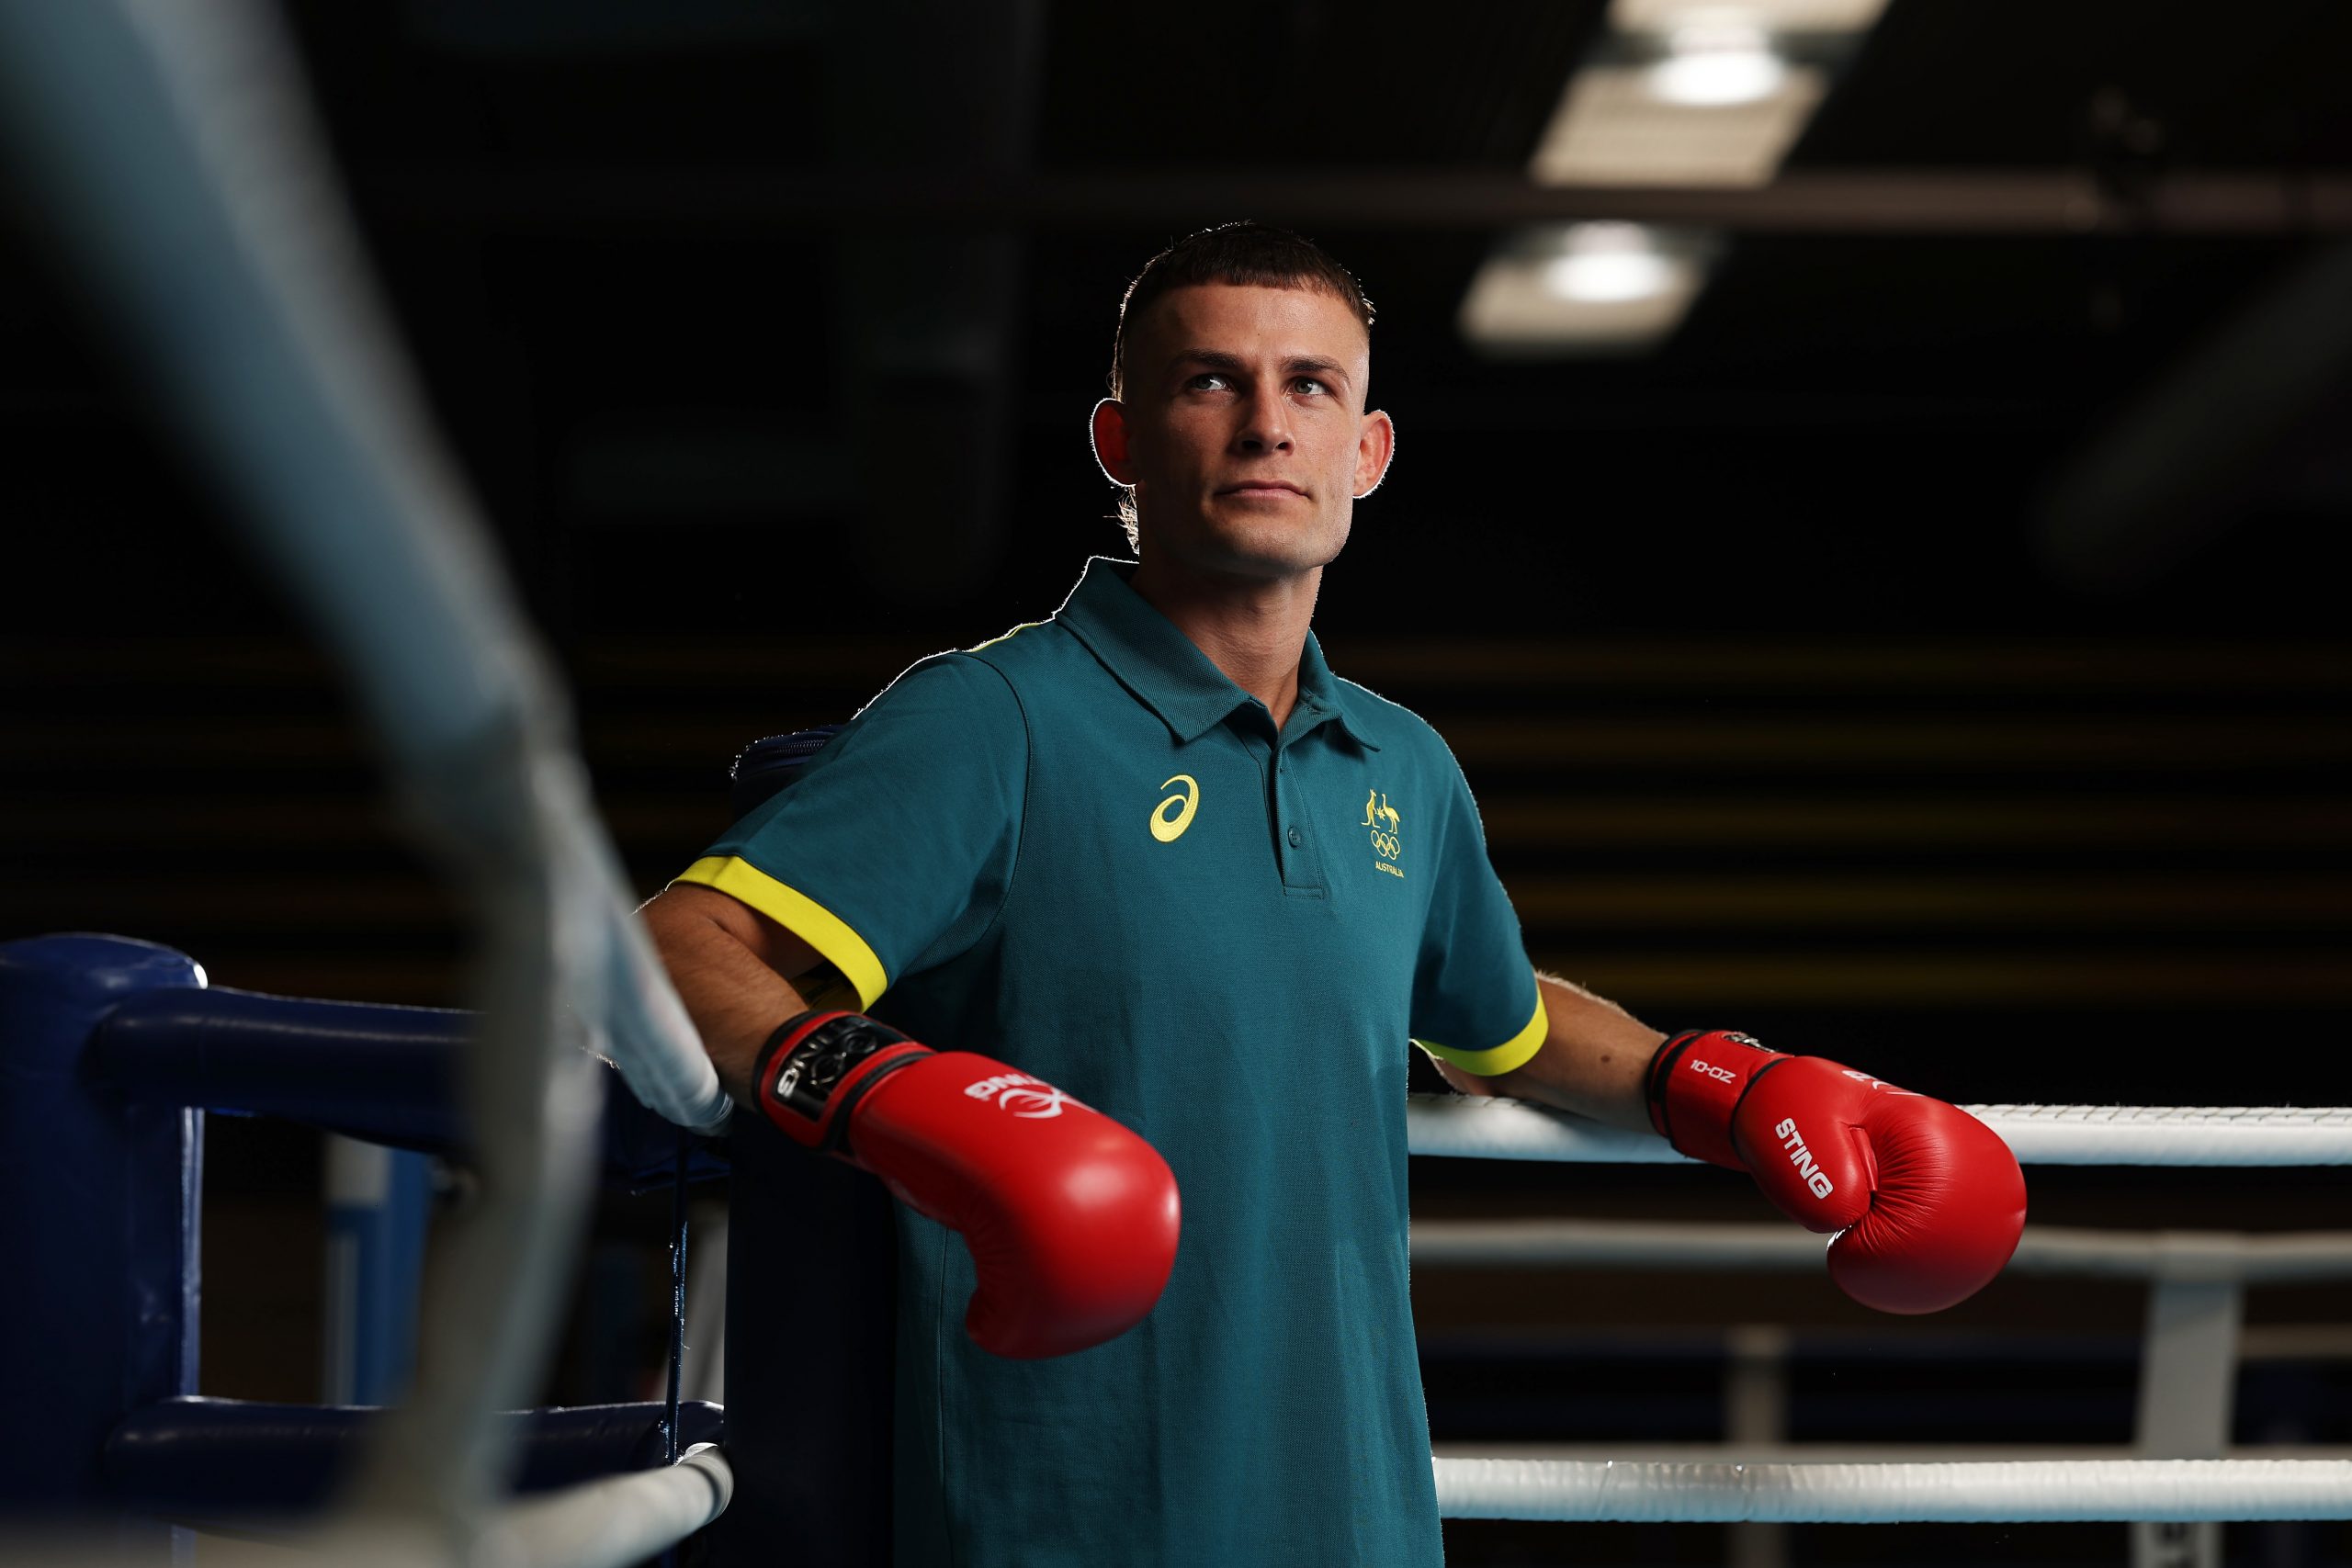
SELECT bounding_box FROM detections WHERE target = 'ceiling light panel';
[1647,23,1790,107]
[1530,63,1826,187]
[1609,0,1888,33]
[1460,225,1707,353]
[1472,0,1884,355]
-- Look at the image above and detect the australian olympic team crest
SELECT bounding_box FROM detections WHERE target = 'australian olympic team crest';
[1361,787,1405,878]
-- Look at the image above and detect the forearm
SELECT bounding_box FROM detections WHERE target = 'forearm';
[641,886,814,1106]
[1449,976,2027,1314]
[1472,971,1663,1132]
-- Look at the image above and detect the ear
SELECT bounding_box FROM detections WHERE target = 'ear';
[1091,398,1136,487]
[1352,409,1396,500]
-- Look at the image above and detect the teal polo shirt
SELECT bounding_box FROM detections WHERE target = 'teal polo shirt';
[678,557,1544,1567]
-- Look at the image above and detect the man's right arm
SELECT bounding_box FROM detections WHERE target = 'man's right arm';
[641,882,850,1105]
[642,880,1184,1359]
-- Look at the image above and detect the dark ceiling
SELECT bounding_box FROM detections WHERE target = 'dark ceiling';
[6,0,2350,649]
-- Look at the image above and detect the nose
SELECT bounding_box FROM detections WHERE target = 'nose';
[1233,388,1294,454]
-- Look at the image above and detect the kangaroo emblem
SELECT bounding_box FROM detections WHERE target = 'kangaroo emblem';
[1360,789,1402,834]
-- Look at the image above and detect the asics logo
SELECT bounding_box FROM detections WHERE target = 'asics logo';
[1688,1059,1736,1084]
[964,1071,1070,1119]
[1150,774,1200,844]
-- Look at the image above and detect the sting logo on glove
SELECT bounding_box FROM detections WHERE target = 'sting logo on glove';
[1646,1027,2028,1314]
[1772,1116,1835,1200]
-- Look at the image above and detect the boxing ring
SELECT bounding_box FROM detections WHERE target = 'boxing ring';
[1,0,2349,1562]
[1405,1097,2352,1565]
[0,933,735,1563]
[11,944,2352,1560]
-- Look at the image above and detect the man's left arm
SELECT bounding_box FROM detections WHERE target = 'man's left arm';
[1433,968,2030,1315]
[1404,744,2023,1314]
[1429,971,1660,1133]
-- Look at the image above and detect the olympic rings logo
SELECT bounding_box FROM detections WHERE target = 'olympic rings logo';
[1368,829,1401,860]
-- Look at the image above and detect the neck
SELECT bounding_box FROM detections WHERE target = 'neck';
[1127,552,1320,731]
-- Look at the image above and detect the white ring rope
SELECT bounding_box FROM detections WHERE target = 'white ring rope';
[1410,1218,2352,1282]
[482,1445,734,1568]
[1407,1095,2352,1166]
[1412,1095,2352,1528]
[1433,1457,2352,1523]
[0,1448,735,1568]
[1977,1103,2352,1166]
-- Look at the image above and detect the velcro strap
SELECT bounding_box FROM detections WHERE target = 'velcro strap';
[753,1010,924,1153]
[1645,1030,1784,1171]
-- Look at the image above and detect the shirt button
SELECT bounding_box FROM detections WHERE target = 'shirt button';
[1287,827,1303,848]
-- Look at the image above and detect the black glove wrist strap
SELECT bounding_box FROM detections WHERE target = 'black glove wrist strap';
[753,1010,922,1153]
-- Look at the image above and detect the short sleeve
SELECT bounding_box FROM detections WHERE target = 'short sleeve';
[672,654,1025,1009]
[1408,750,1544,1076]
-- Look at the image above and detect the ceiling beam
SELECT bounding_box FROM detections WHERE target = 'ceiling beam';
[373,167,2352,236]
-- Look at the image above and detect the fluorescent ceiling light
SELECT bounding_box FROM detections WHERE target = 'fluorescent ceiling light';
[1461,225,1704,353]
[1538,0,1879,187]
[1610,0,1887,32]
[1543,222,1680,302]
[1529,62,1826,187]
[1647,19,1787,106]
[1544,249,1681,304]
[1468,0,1884,355]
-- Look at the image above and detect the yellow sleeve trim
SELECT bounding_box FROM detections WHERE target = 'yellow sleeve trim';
[672,855,890,1010]
[1415,992,1549,1077]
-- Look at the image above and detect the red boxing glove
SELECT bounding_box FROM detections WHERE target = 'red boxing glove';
[1645,1030,2026,1314]
[752,1010,1181,1359]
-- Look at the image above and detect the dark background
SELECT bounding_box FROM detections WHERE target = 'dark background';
[4,3,2350,1563]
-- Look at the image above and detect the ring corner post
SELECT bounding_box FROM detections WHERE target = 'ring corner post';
[710,1108,899,1567]
[0,933,206,1554]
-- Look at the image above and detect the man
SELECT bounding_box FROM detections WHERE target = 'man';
[642,222,2024,1565]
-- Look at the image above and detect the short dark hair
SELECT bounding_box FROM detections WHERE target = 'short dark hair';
[1110,220,1374,400]
[1106,221,1375,545]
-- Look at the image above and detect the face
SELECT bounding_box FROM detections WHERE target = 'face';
[1092,283,1395,581]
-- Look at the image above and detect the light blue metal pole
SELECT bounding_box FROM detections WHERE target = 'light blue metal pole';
[322,1135,433,1407]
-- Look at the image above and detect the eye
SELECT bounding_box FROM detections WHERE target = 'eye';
[1294,376,1330,397]
[1184,372,1230,392]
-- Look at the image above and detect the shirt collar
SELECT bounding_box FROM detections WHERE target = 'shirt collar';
[1053,557,1380,750]
[1292,618,1379,750]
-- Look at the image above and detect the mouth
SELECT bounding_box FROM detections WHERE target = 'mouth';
[1216,480,1306,499]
